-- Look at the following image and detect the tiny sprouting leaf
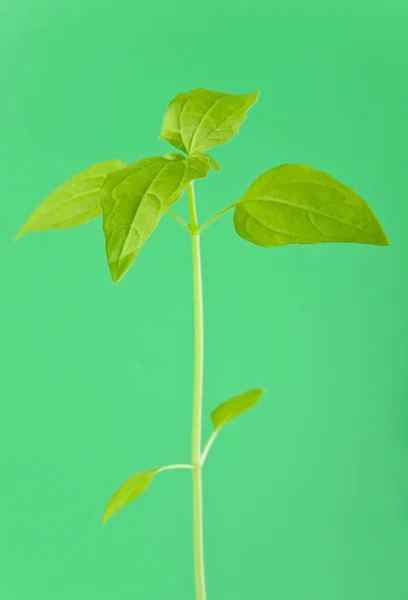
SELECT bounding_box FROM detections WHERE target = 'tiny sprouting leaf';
[191,152,221,171]
[233,164,390,247]
[103,469,157,524]
[14,160,126,241]
[211,389,265,432]
[101,153,217,283]
[159,88,259,155]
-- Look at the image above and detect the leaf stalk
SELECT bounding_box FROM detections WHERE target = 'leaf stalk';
[198,202,237,234]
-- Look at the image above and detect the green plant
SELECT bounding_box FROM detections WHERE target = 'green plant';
[15,88,390,600]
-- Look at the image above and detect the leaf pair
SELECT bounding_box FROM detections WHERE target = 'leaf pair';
[103,388,264,524]
[14,151,219,282]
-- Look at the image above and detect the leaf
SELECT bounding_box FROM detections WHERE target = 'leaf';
[103,470,157,524]
[165,150,221,171]
[211,389,265,432]
[102,464,191,524]
[159,88,259,155]
[14,160,126,241]
[191,152,221,172]
[233,164,390,247]
[101,153,215,282]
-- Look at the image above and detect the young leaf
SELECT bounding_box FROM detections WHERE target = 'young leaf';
[14,160,126,241]
[165,150,221,171]
[233,164,390,248]
[101,153,216,283]
[159,88,259,155]
[103,464,192,524]
[211,389,265,432]
[103,469,156,525]
[191,152,221,172]
[201,389,265,464]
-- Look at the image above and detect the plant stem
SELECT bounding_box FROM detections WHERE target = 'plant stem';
[188,182,207,600]
[200,430,218,466]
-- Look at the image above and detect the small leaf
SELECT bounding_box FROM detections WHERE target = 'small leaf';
[14,160,126,241]
[101,154,214,282]
[159,88,259,155]
[234,164,390,247]
[211,389,265,432]
[191,152,221,171]
[103,469,157,524]
[103,464,191,524]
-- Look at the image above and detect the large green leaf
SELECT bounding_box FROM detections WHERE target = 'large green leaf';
[234,164,390,247]
[14,160,126,240]
[211,389,265,432]
[159,88,259,155]
[101,153,216,283]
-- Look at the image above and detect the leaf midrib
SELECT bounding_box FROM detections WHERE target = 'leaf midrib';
[242,194,377,238]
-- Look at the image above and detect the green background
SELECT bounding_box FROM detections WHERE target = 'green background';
[1,1,407,598]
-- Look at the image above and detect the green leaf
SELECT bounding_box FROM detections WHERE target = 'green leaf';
[102,464,191,524]
[191,152,221,171]
[165,150,221,171]
[159,88,259,155]
[234,164,390,247]
[101,154,215,283]
[103,469,157,524]
[211,389,265,432]
[14,160,126,241]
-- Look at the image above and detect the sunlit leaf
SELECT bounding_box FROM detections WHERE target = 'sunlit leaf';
[14,160,126,240]
[101,153,216,282]
[103,470,157,524]
[191,152,221,171]
[103,464,192,524]
[211,388,265,431]
[234,164,390,247]
[159,88,259,155]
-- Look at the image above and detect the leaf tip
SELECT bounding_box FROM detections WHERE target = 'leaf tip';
[109,262,126,284]
[13,223,28,242]
[374,229,391,247]
[249,90,260,105]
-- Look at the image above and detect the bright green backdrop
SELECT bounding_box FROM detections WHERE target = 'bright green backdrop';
[1,1,407,599]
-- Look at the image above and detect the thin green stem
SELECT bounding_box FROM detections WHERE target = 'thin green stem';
[188,182,207,600]
[157,464,194,473]
[198,202,237,233]
[200,430,218,466]
[167,209,190,232]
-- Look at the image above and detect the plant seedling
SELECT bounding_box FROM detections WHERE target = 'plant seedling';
[15,88,390,600]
